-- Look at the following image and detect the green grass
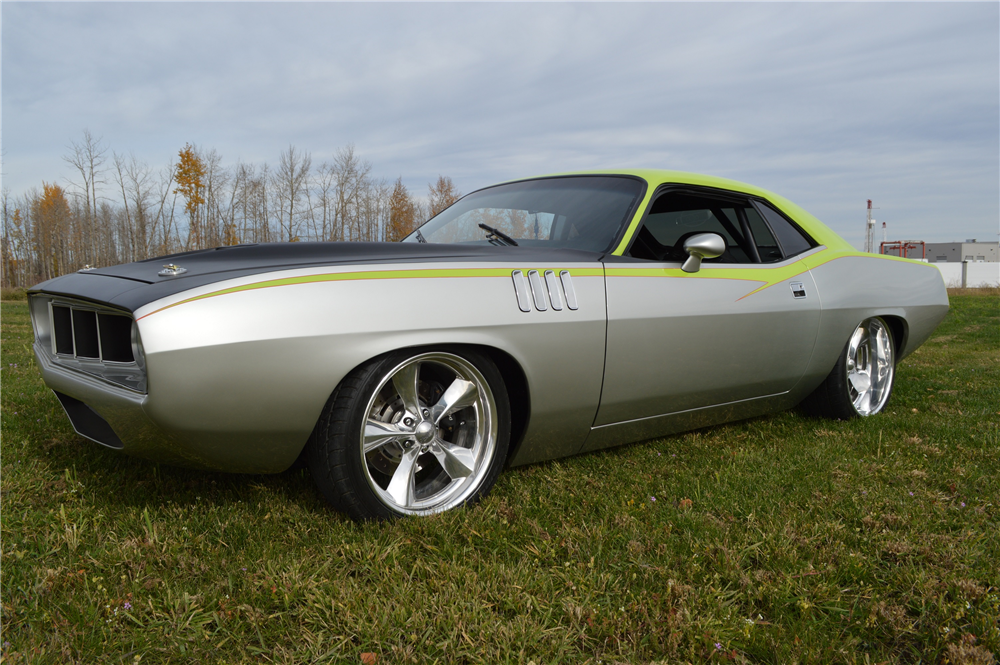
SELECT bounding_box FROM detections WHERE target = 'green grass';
[2,293,998,664]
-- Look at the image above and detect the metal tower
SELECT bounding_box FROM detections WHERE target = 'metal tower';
[864,200,877,253]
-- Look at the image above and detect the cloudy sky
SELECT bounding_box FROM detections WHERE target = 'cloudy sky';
[3,1,998,248]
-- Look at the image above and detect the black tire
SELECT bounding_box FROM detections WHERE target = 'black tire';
[307,347,510,521]
[800,317,896,419]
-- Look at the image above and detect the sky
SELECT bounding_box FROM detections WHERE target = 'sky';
[2,1,998,249]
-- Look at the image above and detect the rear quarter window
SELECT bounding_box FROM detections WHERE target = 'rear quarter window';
[753,201,814,258]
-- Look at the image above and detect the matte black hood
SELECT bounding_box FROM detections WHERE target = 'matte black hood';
[29,242,602,313]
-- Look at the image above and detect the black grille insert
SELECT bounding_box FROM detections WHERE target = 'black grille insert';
[72,309,100,358]
[51,303,135,363]
[53,306,74,355]
[98,314,134,362]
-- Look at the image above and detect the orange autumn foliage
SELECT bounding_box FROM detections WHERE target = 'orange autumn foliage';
[386,177,418,242]
[175,144,206,248]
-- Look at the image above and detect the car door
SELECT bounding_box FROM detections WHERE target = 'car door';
[586,187,822,449]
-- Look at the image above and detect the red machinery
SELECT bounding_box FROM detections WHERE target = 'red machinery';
[880,240,926,260]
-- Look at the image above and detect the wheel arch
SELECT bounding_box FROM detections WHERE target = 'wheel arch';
[306,341,532,468]
[476,346,530,467]
[879,314,909,360]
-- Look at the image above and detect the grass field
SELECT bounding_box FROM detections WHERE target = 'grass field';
[1,292,997,664]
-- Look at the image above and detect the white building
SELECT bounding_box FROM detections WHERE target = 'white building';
[925,240,998,263]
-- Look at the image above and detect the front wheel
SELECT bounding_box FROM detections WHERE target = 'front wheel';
[800,317,896,419]
[307,348,510,521]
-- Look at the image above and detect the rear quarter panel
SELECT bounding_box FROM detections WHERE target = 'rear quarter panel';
[797,252,949,394]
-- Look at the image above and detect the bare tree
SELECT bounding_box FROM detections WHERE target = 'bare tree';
[216,159,242,246]
[248,162,272,243]
[154,163,180,255]
[201,148,228,247]
[63,130,108,256]
[330,144,372,241]
[272,146,311,242]
[230,162,271,244]
[357,176,391,242]
[308,161,337,242]
[113,152,160,262]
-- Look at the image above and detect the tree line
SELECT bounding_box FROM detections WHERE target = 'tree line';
[1,131,462,288]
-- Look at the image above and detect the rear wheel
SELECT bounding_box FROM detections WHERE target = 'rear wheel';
[307,348,510,521]
[800,317,896,419]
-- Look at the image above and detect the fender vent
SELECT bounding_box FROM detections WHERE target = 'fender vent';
[512,270,579,312]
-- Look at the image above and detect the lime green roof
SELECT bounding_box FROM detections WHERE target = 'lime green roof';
[528,168,854,255]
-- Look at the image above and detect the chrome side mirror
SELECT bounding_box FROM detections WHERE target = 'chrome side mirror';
[681,233,726,273]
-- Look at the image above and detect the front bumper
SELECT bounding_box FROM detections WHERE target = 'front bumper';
[34,341,306,473]
[35,341,165,454]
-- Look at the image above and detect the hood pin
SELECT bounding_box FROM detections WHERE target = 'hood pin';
[158,263,188,276]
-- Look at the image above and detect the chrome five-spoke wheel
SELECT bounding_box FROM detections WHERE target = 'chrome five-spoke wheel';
[844,317,895,416]
[362,352,500,514]
[800,316,897,420]
[308,348,510,520]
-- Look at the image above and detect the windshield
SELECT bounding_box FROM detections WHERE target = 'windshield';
[404,176,645,253]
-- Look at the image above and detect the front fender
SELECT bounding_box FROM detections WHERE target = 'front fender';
[136,262,608,471]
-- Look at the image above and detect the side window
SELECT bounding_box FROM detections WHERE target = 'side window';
[753,201,814,258]
[744,206,782,262]
[627,192,752,263]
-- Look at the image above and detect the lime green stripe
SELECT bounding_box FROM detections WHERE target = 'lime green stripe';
[605,248,937,301]
[139,266,605,320]
[605,266,770,280]
[605,250,838,300]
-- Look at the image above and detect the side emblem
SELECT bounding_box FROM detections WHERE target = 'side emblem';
[789,281,807,299]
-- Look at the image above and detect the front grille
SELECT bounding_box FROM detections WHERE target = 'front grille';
[31,296,147,393]
[51,304,134,363]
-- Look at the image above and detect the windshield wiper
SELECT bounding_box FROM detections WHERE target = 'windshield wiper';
[478,223,519,247]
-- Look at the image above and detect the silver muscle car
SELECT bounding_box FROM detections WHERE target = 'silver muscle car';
[28,170,949,520]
